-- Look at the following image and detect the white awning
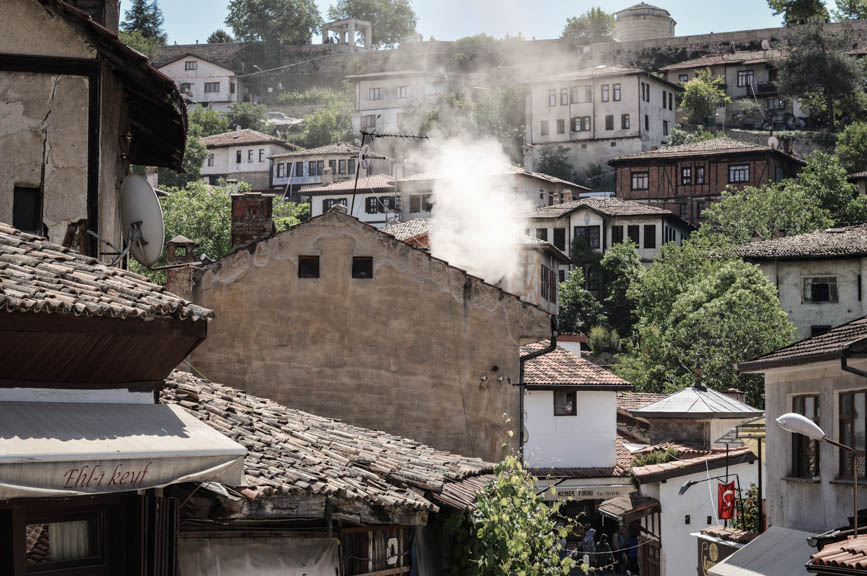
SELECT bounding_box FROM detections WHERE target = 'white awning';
[537,479,635,502]
[708,526,813,576]
[0,401,246,499]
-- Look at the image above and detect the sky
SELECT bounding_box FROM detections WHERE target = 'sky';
[121,0,843,45]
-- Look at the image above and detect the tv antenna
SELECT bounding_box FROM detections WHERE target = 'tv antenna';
[89,175,164,267]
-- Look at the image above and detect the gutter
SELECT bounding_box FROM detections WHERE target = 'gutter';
[517,315,559,463]
[841,349,867,379]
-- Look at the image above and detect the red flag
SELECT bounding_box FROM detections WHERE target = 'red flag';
[718,481,736,520]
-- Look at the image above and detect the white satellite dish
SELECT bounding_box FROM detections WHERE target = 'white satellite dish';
[120,174,164,266]
[359,144,372,170]
[768,135,779,150]
[761,39,771,51]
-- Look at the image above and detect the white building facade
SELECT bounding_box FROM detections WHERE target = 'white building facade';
[271,142,392,197]
[349,70,449,136]
[302,175,398,227]
[158,54,239,112]
[200,128,297,191]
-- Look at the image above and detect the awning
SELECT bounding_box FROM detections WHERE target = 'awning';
[0,402,246,499]
[539,479,635,502]
[708,526,813,576]
[599,492,660,523]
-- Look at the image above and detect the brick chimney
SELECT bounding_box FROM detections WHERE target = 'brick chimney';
[165,235,199,302]
[68,0,120,32]
[231,193,274,249]
[722,388,747,405]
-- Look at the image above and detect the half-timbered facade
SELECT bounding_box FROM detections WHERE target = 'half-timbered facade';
[609,138,805,226]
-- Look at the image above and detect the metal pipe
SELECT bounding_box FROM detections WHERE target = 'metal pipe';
[518,315,559,463]
[758,438,764,533]
[826,436,859,537]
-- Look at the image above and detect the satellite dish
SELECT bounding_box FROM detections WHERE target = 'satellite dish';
[768,135,779,150]
[359,144,372,170]
[761,39,771,51]
[120,174,164,266]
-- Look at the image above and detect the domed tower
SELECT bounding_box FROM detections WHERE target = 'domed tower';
[613,3,676,43]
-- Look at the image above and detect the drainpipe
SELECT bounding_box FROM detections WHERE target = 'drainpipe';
[518,315,559,463]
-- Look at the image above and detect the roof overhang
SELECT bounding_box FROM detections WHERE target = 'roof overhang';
[633,451,757,484]
[737,340,867,373]
[525,384,632,391]
[608,148,807,168]
[633,411,763,419]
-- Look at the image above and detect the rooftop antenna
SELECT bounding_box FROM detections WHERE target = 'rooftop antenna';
[89,174,164,267]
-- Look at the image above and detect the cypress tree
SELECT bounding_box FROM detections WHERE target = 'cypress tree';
[122,0,166,42]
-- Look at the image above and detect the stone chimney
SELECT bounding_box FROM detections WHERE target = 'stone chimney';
[722,388,747,405]
[165,235,199,302]
[322,166,334,186]
[68,0,120,32]
[231,193,274,250]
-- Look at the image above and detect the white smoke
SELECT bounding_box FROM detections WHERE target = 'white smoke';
[421,137,531,288]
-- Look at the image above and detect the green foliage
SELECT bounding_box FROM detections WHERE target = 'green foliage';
[226,0,322,49]
[777,20,859,128]
[118,30,163,59]
[272,198,310,231]
[667,126,721,146]
[836,121,867,173]
[535,146,575,182]
[122,0,166,42]
[188,107,231,138]
[632,447,679,468]
[733,483,762,532]
[767,0,829,24]
[302,98,354,147]
[681,69,730,126]
[453,454,574,576]
[797,151,860,222]
[588,326,621,353]
[574,163,615,191]
[277,87,345,106]
[328,0,418,48]
[158,136,208,189]
[834,0,867,18]
[227,102,268,132]
[558,268,606,335]
[600,241,643,336]
[561,7,615,44]
[207,29,234,43]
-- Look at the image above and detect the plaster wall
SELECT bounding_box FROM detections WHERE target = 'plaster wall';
[753,258,867,341]
[189,212,551,461]
[272,152,383,188]
[159,57,238,107]
[524,389,617,468]
[308,193,397,227]
[764,359,867,533]
[0,0,96,58]
[204,143,285,176]
[352,74,446,135]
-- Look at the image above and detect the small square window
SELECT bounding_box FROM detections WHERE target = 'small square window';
[298,255,320,278]
[185,61,197,70]
[685,515,691,525]
[352,256,374,279]
[554,390,576,416]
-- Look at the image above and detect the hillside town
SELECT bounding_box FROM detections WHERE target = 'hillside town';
[9,0,867,574]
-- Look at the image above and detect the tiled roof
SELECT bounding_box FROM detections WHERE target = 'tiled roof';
[153,43,246,69]
[611,137,804,163]
[849,171,867,180]
[631,446,756,481]
[660,50,783,71]
[739,315,867,372]
[598,492,660,521]
[299,174,396,194]
[0,223,212,322]
[521,341,632,390]
[810,535,867,570]
[700,525,759,544]
[200,129,294,149]
[633,385,762,419]
[617,392,669,412]
[161,371,494,513]
[527,197,674,219]
[271,142,361,159]
[530,433,643,478]
[399,166,588,190]
[736,224,867,260]
[543,65,646,82]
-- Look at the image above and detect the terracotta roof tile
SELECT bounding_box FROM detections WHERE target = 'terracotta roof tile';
[299,175,395,194]
[526,197,675,220]
[200,129,295,149]
[701,525,759,544]
[161,371,493,513]
[271,142,361,158]
[521,341,632,390]
[660,50,783,71]
[737,224,867,260]
[0,223,211,322]
[631,446,755,481]
[617,392,669,412]
[810,535,867,569]
[611,137,804,163]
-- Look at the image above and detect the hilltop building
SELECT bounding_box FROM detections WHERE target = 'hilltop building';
[348,70,449,137]
[200,128,298,190]
[157,53,240,112]
[613,3,677,43]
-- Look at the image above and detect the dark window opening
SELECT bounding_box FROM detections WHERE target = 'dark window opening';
[298,255,320,278]
[352,256,373,279]
[558,269,565,283]
[839,391,867,479]
[681,166,692,186]
[554,390,576,416]
[811,325,832,337]
[535,228,548,241]
[612,225,624,244]
[728,164,750,184]
[365,197,378,214]
[804,276,838,303]
[13,187,41,235]
[574,226,601,250]
[644,224,657,249]
[696,200,707,219]
[605,115,614,131]
[553,228,566,251]
[627,225,640,245]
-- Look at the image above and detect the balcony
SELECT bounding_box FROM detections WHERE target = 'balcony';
[748,82,778,97]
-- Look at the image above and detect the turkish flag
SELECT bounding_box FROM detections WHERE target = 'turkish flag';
[718,481,736,520]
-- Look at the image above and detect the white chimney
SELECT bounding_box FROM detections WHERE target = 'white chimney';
[322,167,334,186]
[233,125,242,138]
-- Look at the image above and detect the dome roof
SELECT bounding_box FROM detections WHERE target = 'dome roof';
[615,3,673,18]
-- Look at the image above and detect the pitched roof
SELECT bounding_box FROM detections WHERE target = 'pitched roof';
[632,385,762,419]
[660,50,782,71]
[543,65,646,82]
[155,51,237,73]
[736,224,867,260]
[526,197,676,220]
[200,129,294,149]
[299,174,396,194]
[610,137,805,164]
[398,166,589,190]
[0,222,212,322]
[152,42,246,70]
[598,492,660,522]
[161,371,494,514]
[521,341,632,390]
[271,142,361,159]
[631,446,756,482]
[849,171,867,181]
[700,525,759,545]
[738,315,867,372]
[617,392,669,412]
[809,535,867,570]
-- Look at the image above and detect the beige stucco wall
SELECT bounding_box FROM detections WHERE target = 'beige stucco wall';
[189,212,551,461]
[0,0,96,58]
[158,56,237,107]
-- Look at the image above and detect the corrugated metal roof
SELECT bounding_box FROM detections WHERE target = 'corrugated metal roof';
[709,526,813,576]
[632,386,762,419]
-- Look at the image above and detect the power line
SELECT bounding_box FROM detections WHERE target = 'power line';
[236,54,334,78]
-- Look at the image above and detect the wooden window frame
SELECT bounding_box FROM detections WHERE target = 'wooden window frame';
[613,83,621,101]
[631,172,649,191]
[298,255,320,278]
[681,166,692,186]
[695,165,706,185]
[839,390,867,480]
[554,390,577,416]
[728,164,750,184]
[351,257,374,279]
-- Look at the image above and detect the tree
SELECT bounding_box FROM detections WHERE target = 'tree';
[188,107,231,138]
[273,198,310,231]
[535,145,575,182]
[680,69,730,126]
[303,103,353,147]
[777,20,859,128]
[834,0,867,19]
[328,0,418,48]
[561,7,615,44]
[558,268,606,335]
[836,122,867,173]
[667,126,720,146]
[158,136,208,189]
[447,454,574,576]
[227,102,268,132]
[574,163,615,191]
[767,0,829,24]
[600,241,643,336]
[226,0,322,49]
[796,151,859,222]
[121,0,167,42]
[118,30,162,59]
[207,29,234,43]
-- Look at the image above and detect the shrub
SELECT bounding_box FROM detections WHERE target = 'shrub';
[588,326,621,353]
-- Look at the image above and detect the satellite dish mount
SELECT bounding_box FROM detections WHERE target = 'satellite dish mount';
[90,175,164,267]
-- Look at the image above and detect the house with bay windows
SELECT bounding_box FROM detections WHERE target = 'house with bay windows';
[737,224,867,340]
[200,128,298,191]
[609,137,805,226]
